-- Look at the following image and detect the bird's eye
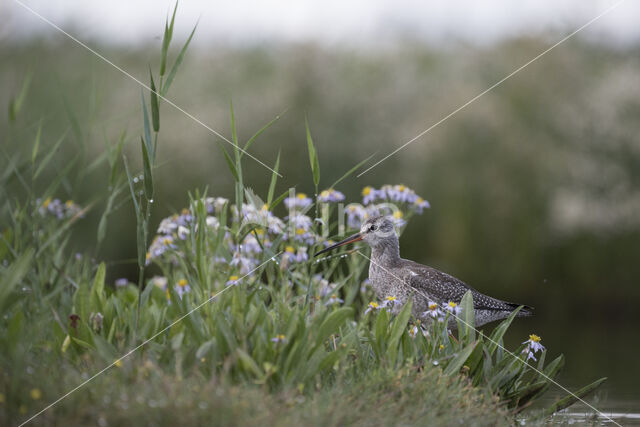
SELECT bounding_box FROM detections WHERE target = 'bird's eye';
[369,224,377,232]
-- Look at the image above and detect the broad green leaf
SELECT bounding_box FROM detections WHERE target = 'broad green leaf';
[315,307,353,347]
[90,263,106,311]
[388,300,413,364]
[458,291,475,343]
[443,341,477,376]
[487,306,522,356]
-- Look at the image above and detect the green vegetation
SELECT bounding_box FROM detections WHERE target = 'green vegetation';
[0,6,614,426]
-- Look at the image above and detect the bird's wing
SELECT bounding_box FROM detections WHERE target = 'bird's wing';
[401,260,522,312]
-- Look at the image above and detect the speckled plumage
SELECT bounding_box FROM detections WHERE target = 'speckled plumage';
[363,216,533,327]
[317,215,533,328]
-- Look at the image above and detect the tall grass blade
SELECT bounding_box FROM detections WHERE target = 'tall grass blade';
[162,22,197,96]
[149,68,160,132]
[305,118,320,187]
[141,137,154,201]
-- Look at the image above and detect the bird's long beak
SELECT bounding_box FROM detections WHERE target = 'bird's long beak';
[314,232,363,257]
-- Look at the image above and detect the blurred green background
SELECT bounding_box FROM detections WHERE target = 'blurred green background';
[2,36,639,411]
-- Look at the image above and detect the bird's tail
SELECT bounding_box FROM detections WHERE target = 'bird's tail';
[510,303,534,317]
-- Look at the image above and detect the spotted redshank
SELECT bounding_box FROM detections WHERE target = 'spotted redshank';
[315,215,533,326]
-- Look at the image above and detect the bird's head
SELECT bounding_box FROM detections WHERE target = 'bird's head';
[314,215,397,257]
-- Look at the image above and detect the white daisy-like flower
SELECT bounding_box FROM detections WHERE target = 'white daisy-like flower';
[318,188,345,203]
[325,294,344,306]
[522,334,545,361]
[423,300,444,320]
[444,301,462,316]
[364,301,381,315]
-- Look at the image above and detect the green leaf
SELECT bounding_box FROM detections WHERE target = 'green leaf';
[217,141,239,181]
[458,291,475,343]
[34,129,69,179]
[542,377,607,417]
[141,137,154,201]
[237,348,264,377]
[268,188,289,211]
[315,307,353,347]
[443,342,477,376]
[305,118,320,187]
[162,22,197,96]
[0,249,33,312]
[487,306,522,356]
[243,110,284,153]
[140,91,153,161]
[90,263,106,311]
[160,2,178,77]
[388,300,413,364]
[329,153,376,189]
[31,121,42,164]
[8,71,32,123]
[267,151,280,205]
[149,68,160,132]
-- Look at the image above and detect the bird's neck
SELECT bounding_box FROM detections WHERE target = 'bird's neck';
[370,238,400,265]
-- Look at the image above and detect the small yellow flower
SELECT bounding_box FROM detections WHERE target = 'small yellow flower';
[177,279,188,288]
[439,344,445,351]
[114,359,123,368]
[285,246,295,253]
[362,186,372,196]
[393,211,403,219]
[30,388,42,400]
[529,334,541,343]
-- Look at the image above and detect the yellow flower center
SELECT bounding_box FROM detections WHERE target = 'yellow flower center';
[362,186,372,196]
[146,252,151,260]
[296,228,306,235]
[261,204,269,211]
[229,275,239,281]
[181,208,189,215]
[178,279,188,288]
[386,296,397,301]
[393,211,403,219]
[397,185,406,191]
[65,200,74,208]
[416,197,424,204]
[429,303,438,310]
[320,190,330,198]
[529,334,541,343]
[285,246,295,253]
[114,359,123,368]
[276,334,285,340]
[43,197,51,208]
[297,193,307,199]
[369,302,379,308]
[448,302,457,308]
[439,344,445,351]
[30,388,42,400]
